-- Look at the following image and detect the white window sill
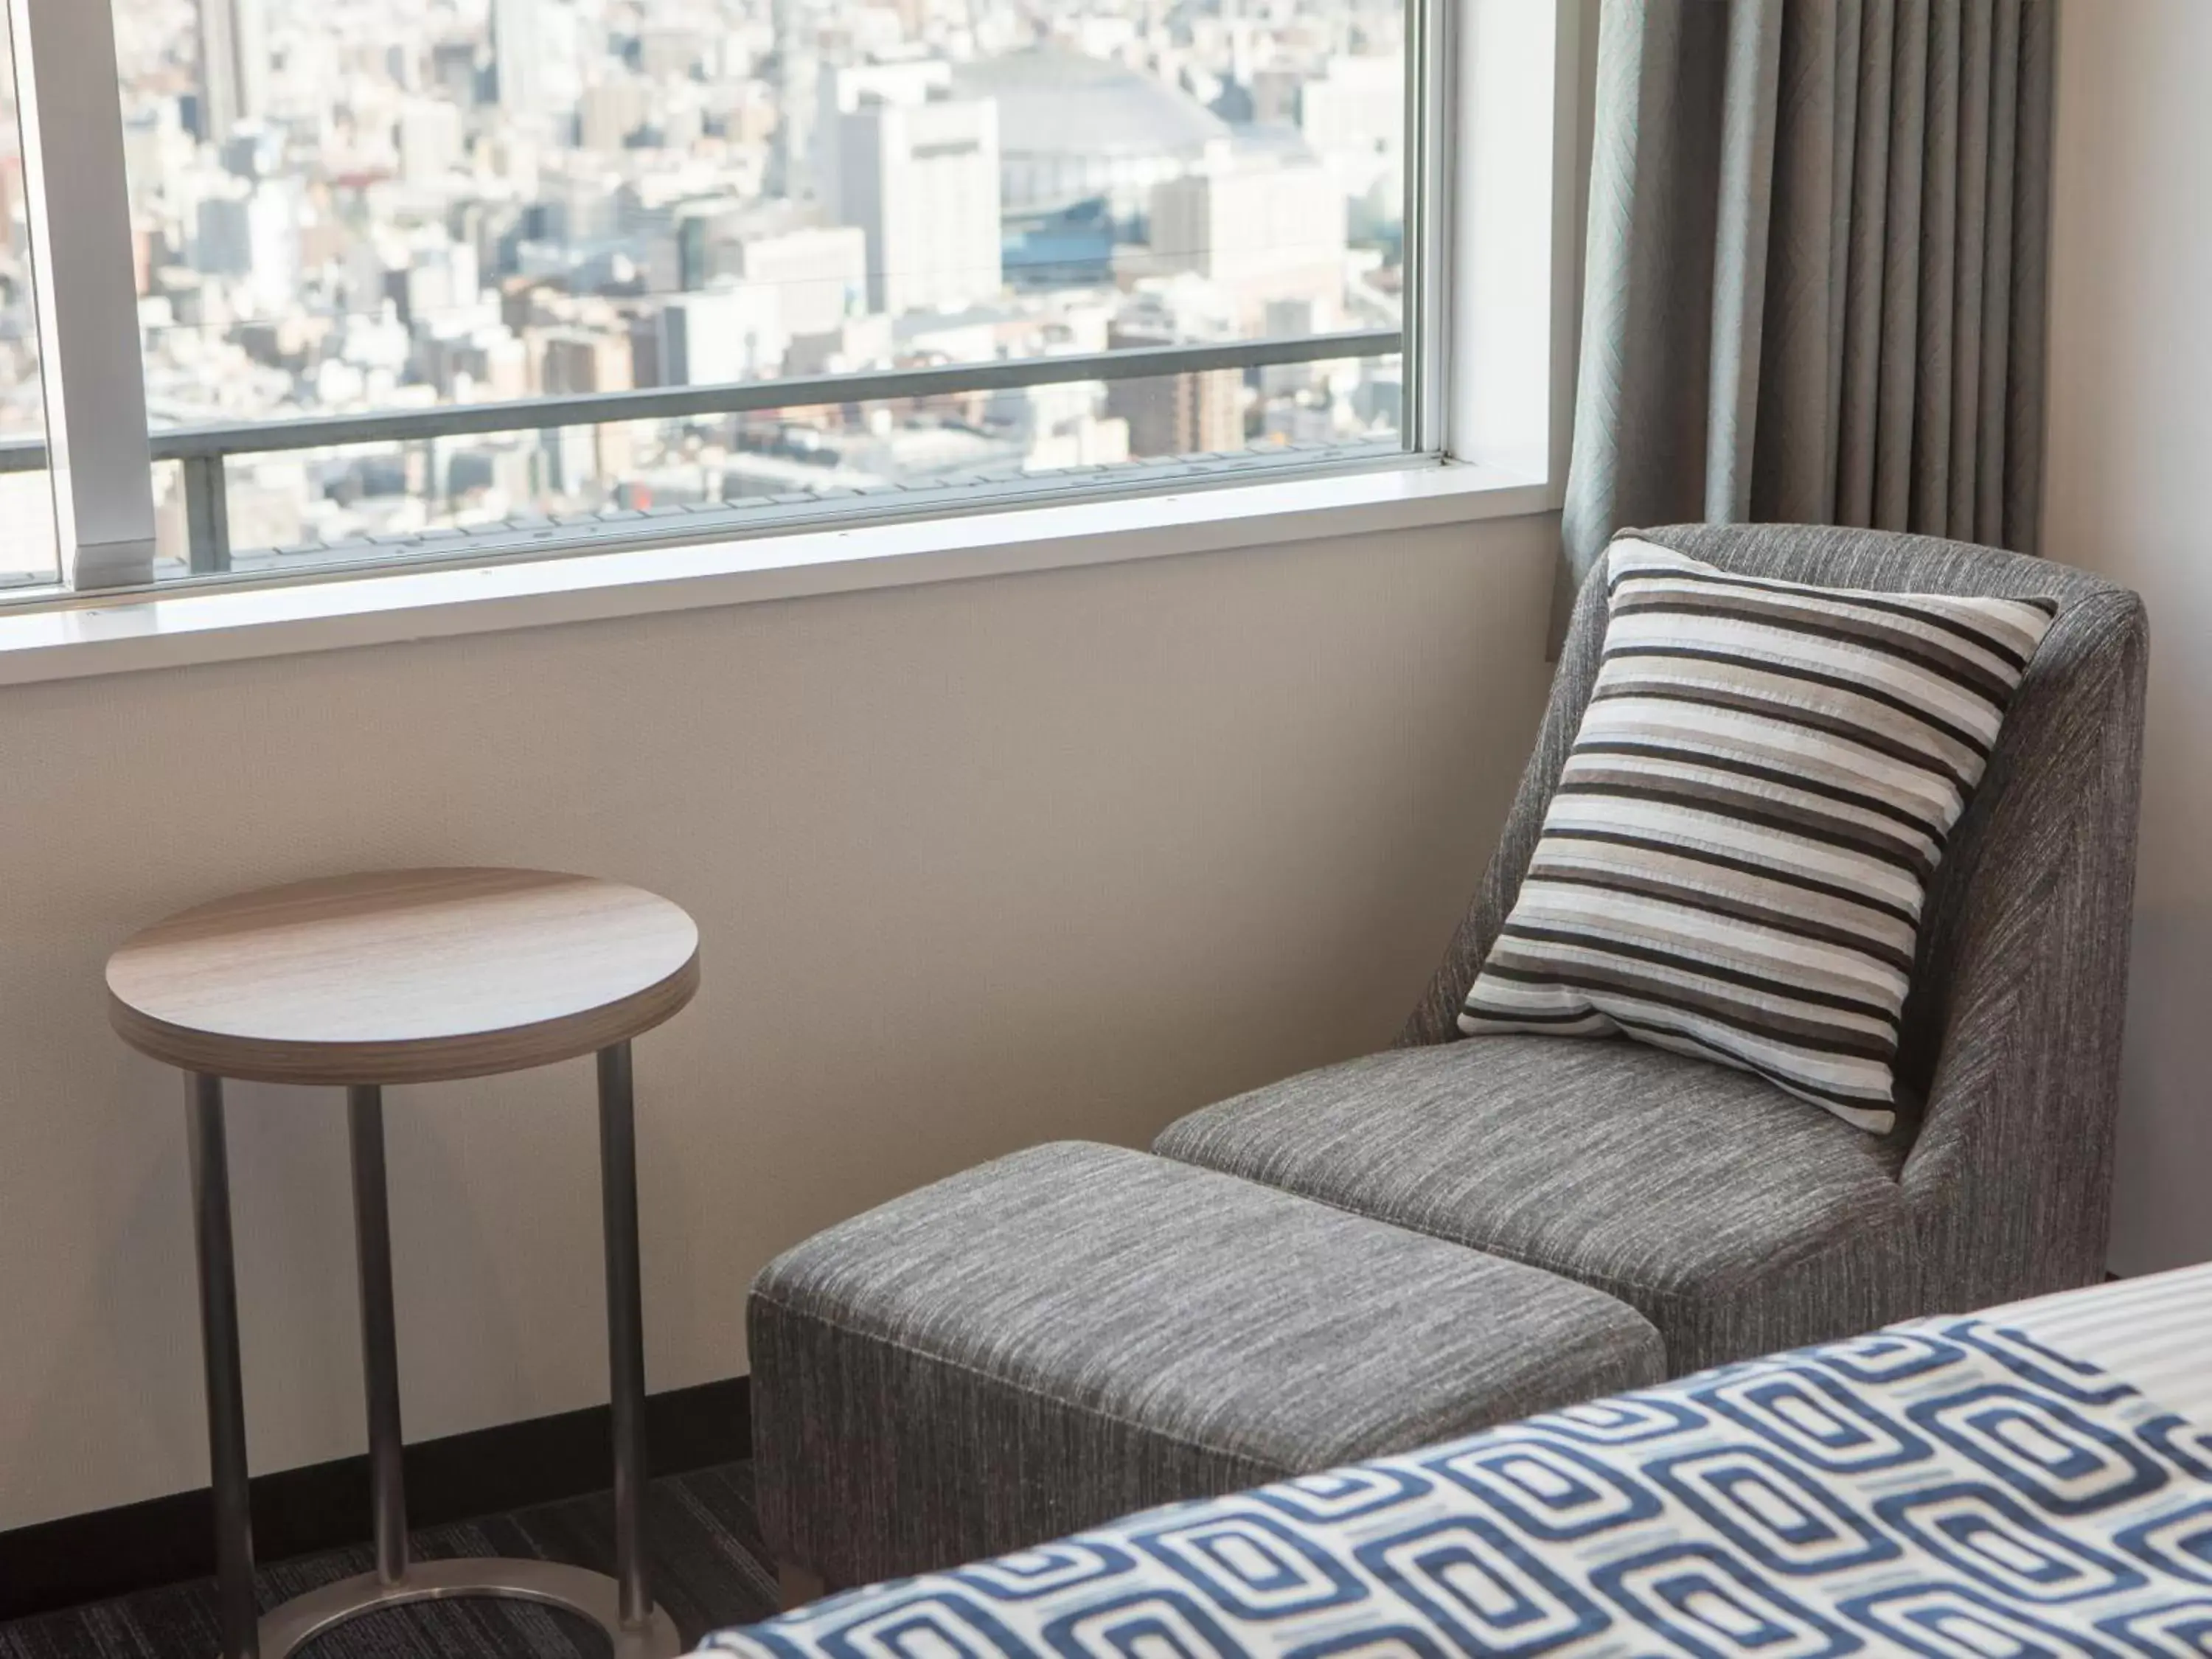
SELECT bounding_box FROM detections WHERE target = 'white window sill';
[0,458,1554,689]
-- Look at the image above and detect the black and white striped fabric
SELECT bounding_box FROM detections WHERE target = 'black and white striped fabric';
[1459,538,2056,1133]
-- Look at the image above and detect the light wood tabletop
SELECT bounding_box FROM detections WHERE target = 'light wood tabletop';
[107,868,700,1086]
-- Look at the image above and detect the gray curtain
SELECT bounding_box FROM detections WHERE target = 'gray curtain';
[1561,0,2057,591]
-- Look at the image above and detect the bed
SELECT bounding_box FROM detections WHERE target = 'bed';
[697,1262,2212,1658]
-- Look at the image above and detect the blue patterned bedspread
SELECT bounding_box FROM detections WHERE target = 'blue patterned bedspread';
[699,1316,2212,1657]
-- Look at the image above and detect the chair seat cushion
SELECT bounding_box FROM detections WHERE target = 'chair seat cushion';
[749,1141,1663,1588]
[1154,1036,1920,1374]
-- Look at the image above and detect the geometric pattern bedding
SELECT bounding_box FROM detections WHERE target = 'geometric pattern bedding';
[699,1314,2212,1658]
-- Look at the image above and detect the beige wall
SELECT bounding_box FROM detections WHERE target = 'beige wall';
[0,512,1557,1530]
[2045,0,2212,1272]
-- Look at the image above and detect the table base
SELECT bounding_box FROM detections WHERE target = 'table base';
[254,1557,684,1659]
[184,1043,669,1659]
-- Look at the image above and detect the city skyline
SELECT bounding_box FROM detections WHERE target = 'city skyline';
[0,0,1407,582]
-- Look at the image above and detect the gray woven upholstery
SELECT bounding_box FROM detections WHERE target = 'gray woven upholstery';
[1162,524,2148,1370]
[1155,1038,1919,1372]
[751,1141,1665,1588]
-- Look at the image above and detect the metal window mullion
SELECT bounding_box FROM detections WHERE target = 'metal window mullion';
[1402,0,1455,456]
[7,0,156,590]
[181,454,232,574]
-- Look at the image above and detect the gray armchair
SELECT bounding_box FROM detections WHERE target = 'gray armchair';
[1156,523,2149,1374]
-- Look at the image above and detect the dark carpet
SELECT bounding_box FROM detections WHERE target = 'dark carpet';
[0,1462,779,1658]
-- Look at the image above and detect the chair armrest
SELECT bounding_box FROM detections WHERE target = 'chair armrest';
[1900,588,2148,1307]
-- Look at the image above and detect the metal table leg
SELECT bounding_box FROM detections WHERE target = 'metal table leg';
[347,1086,408,1586]
[191,1065,682,1659]
[598,1040,653,1630]
[187,1074,260,1659]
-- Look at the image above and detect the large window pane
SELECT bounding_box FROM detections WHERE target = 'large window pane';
[0,21,58,588]
[110,0,1407,577]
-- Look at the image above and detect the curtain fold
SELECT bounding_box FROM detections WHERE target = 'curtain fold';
[1561,0,2056,591]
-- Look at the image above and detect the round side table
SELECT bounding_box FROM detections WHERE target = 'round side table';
[106,868,700,1659]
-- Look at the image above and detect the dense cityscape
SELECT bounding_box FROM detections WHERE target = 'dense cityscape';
[0,0,1405,583]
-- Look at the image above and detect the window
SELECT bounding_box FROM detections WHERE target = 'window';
[0,19,55,587]
[7,0,1486,597]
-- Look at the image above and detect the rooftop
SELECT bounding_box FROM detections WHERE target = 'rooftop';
[950,48,1229,161]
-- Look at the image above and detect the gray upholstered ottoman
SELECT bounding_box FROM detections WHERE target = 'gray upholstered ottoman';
[748,1141,1665,1593]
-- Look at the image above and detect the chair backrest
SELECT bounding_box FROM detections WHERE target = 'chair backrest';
[1400,523,2149,1306]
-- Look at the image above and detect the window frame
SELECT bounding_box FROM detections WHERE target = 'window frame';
[1,0,1584,605]
[6,0,156,588]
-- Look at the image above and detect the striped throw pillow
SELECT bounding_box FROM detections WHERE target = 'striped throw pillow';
[1458,538,2057,1134]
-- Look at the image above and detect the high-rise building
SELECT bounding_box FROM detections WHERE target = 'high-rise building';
[627,314,664,388]
[1299,54,1405,221]
[678,210,867,338]
[429,40,481,105]
[767,0,821,200]
[658,287,786,386]
[675,208,728,292]
[815,60,950,223]
[195,180,299,314]
[577,77,650,152]
[397,99,465,186]
[492,0,541,113]
[196,0,268,142]
[1107,368,1242,457]
[1148,158,1345,325]
[1298,55,1404,165]
[728,226,866,338]
[538,329,635,397]
[1105,322,1243,456]
[835,86,1001,315]
[542,423,600,495]
[383,237,479,330]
